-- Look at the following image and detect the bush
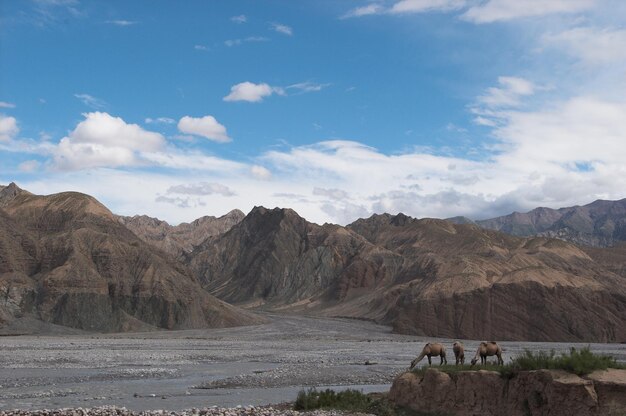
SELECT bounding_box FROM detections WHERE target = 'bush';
[293,389,433,416]
[294,388,371,412]
[509,347,625,375]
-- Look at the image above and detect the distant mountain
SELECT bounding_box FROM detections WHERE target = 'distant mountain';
[0,184,260,333]
[187,208,626,342]
[474,199,626,247]
[118,209,244,258]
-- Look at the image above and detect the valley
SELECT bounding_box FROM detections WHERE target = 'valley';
[1,314,625,411]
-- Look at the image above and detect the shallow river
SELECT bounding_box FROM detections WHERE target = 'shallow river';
[1,314,624,411]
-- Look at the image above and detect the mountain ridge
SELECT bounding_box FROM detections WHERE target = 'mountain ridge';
[0,183,261,333]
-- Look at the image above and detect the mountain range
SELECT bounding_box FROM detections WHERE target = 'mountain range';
[1,182,625,342]
[448,199,626,248]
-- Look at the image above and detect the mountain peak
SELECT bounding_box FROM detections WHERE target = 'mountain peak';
[0,182,29,207]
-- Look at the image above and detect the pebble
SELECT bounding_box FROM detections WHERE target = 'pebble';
[0,407,364,416]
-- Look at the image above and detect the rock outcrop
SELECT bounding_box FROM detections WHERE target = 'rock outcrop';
[473,198,626,247]
[389,368,626,416]
[187,208,626,342]
[118,209,244,258]
[0,185,261,333]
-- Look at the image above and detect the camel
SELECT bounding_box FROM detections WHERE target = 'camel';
[410,342,447,368]
[470,341,504,366]
[453,341,465,365]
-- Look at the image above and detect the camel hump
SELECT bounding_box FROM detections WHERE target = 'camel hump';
[488,341,497,345]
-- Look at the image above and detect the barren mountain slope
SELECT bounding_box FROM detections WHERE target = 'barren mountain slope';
[118,210,244,258]
[189,208,626,342]
[0,186,260,332]
[347,214,626,342]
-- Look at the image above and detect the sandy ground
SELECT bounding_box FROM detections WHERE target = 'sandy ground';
[1,314,625,412]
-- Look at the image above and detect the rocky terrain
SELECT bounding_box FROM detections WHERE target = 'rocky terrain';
[187,207,626,342]
[118,210,244,259]
[449,198,626,247]
[0,407,354,416]
[0,183,260,333]
[389,368,626,416]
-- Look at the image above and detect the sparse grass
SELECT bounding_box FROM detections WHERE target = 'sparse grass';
[411,347,625,378]
[508,347,625,376]
[294,388,371,412]
[293,388,448,416]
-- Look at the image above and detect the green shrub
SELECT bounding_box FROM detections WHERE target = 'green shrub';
[294,388,371,412]
[293,389,445,416]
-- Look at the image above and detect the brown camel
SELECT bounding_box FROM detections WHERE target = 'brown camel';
[410,342,447,368]
[470,341,504,366]
[453,341,465,365]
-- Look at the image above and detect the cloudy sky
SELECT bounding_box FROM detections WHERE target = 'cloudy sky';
[2,0,626,225]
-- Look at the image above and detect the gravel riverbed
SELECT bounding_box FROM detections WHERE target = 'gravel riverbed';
[0,406,356,416]
[1,314,625,412]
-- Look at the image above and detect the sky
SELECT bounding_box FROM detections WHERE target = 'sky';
[1,0,626,225]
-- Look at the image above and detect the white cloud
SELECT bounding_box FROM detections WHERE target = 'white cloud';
[462,0,595,23]
[224,36,269,47]
[14,91,626,227]
[287,82,331,93]
[223,82,282,103]
[493,97,626,167]
[74,93,106,109]
[177,115,231,142]
[343,0,465,17]
[166,182,236,197]
[313,187,350,200]
[104,20,138,26]
[271,22,293,36]
[477,76,535,108]
[145,117,175,124]
[390,0,466,14]
[231,15,247,24]
[0,102,15,109]
[0,115,19,142]
[543,27,626,65]
[223,81,327,102]
[52,112,165,170]
[18,160,41,172]
[341,4,384,18]
[344,0,596,21]
[194,44,210,51]
[251,165,272,180]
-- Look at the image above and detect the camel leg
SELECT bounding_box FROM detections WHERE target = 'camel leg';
[427,355,432,366]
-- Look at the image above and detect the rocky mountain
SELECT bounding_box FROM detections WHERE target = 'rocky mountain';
[187,206,403,307]
[118,210,244,258]
[0,182,30,207]
[467,199,626,247]
[0,184,260,333]
[187,208,626,342]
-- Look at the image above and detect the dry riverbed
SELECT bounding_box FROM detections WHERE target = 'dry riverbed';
[1,314,625,412]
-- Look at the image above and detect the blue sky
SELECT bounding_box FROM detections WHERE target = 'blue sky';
[2,0,626,224]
